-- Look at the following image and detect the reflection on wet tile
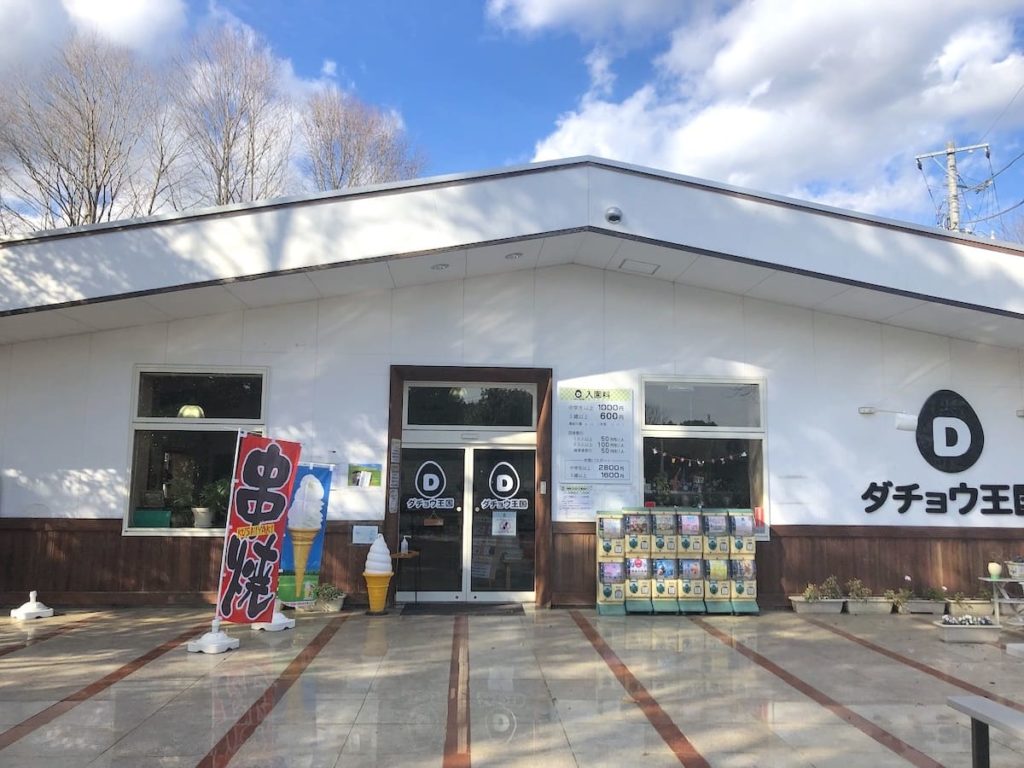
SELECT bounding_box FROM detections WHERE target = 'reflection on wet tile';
[3,608,1024,767]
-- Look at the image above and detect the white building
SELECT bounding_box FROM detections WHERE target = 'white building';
[1,157,1022,607]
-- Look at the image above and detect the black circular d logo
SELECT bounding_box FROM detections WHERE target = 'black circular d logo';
[915,389,984,473]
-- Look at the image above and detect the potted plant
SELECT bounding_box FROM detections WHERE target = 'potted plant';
[310,583,346,612]
[883,586,912,614]
[948,586,994,618]
[935,613,1001,643]
[844,578,894,615]
[790,575,845,614]
[165,473,196,527]
[904,577,947,615]
[1006,556,1024,581]
[197,478,231,528]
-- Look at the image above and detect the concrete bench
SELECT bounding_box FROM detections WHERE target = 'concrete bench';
[948,695,1024,768]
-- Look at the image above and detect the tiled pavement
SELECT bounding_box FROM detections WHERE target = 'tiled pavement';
[1,605,1023,767]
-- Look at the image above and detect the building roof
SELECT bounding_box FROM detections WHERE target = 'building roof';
[2,156,1024,348]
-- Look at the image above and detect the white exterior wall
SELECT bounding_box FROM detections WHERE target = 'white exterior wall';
[1,263,1020,527]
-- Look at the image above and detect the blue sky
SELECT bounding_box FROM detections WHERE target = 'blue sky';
[5,0,1024,237]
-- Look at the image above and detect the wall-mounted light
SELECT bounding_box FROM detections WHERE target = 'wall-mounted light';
[857,406,916,430]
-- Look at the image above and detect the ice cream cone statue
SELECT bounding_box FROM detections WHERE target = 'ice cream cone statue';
[287,474,326,601]
[364,534,393,614]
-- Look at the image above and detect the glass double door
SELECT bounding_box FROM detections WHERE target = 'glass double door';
[397,446,536,602]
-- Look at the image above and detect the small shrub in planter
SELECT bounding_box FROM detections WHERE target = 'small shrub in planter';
[905,585,947,615]
[948,590,994,618]
[790,575,845,614]
[844,578,893,615]
[310,583,346,612]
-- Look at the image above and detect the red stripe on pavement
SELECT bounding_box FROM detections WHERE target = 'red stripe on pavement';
[443,615,471,768]
[0,623,207,751]
[803,616,1024,712]
[197,615,349,768]
[571,611,710,768]
[692,617,944,768]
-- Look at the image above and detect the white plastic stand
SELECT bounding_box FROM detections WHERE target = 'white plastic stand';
[10,591,54,620]
[251,599,295,632]
[186,617,240,654]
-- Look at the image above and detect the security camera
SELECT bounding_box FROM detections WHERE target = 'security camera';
[605,206,623,224]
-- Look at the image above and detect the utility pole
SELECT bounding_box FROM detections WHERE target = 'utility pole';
[915,140,990,232]
[946,140,959,232]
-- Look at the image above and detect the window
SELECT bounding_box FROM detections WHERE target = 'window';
[642,378,768,537]
[126,369,266,534]
[404,383,536,429]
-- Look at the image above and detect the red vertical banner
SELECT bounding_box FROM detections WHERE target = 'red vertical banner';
[216,433,302,624]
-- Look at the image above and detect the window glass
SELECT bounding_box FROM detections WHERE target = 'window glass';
[643,437,763,510]
[407,385,534,428]
[129,430,239,528]
[644,382,760,428]
[137,373,262,419]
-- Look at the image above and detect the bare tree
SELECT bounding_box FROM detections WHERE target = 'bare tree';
[172,26,292,206]
[0,35,164,231]
[299,84,423,191]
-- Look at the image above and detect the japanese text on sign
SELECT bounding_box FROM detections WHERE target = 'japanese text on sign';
[558,387,633,484]
[862,480,1024,516]
[216,435,302,624]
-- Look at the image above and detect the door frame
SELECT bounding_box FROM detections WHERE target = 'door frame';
[388,365,553,607]
[396,444,538,603]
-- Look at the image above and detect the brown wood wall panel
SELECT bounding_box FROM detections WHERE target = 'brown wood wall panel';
[5,518,1023,609]
[0,518,376,606]
[551,522,596,606]
[758,525,1024,608]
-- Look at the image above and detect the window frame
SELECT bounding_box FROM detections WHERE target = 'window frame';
[640,375,770,540]
[122,365,268,537]
[402,381,538,433]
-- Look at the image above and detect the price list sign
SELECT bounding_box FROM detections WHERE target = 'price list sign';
[558,387,633,483]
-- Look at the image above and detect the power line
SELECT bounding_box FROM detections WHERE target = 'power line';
[980,79,1024,142]
[962,196,1024,226]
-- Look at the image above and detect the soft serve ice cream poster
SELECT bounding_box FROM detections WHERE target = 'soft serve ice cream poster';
[278,464,333,607]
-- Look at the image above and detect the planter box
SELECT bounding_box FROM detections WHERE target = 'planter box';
[846,597,894,615]
[948,600,994,618]
[934,621,1002,643]
[317,596,346,612]
[790,597,845,614]
[904,599,946,615]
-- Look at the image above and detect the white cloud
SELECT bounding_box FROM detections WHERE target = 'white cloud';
[321,58,337,78]
[524,0,1024,221]
[62,0,187,53]
[0,0,71,74]
[487,0,692,39]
